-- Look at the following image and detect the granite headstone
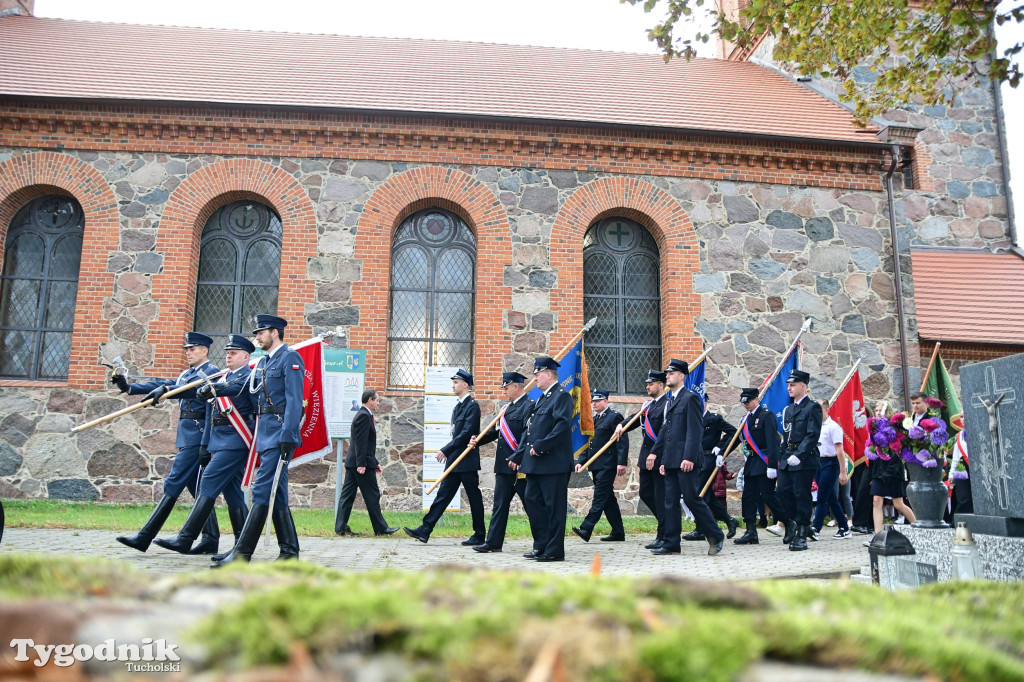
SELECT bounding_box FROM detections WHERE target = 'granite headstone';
[958,353,1024,536]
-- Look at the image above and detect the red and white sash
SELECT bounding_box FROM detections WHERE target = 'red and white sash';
[498,410,519,451]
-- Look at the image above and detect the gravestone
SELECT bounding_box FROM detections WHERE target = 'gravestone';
[958,353,1024,536]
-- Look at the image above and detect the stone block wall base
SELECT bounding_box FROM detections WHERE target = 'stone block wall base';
[898,526,1024,582]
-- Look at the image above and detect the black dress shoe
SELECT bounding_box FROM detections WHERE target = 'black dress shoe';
[708,539,724,556]
[682,530,705,541]
[572,526,592,542]
[651,546,681,555]
[851,526,872,535]
[403,526,429,543]
[461,535,485,546]
[726,518,739,539]
[375,527,400,536]
[523,551,540,559]
[535,554,564,562]
[644,539,664,550]
[600,534,626,542]
[473,544,501,553]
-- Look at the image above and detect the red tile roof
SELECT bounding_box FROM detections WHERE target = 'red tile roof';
[911,250,1024,345]
[0,16,879,145]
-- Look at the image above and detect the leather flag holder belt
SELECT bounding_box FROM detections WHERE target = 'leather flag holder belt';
[258,405,286,415]
[179,410,204,420]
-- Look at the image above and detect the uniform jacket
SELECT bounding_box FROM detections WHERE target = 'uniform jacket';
[510,382,574,475]
[129,360,218,449]
[248,345,305,452]
[780,397,822,472]
[701,411,737,461]
[577,408,627,470]
[650,387,704,469]
[201,364,257,453]
[739,404,781,476]
[439,396,481,473]
[346,406,379,470]
[623,393,668,469]
[476,394,534,475]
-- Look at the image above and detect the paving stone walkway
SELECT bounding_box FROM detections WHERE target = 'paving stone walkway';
[2,527,868,580]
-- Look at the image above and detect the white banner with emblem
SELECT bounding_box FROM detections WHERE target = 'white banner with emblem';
[422,365,461,511]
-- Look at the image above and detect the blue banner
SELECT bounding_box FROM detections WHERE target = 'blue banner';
[529,339,593,457]
[761,349,799,434]
[684,355,706,408]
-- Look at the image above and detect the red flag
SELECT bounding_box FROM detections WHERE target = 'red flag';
[829,372,869,468]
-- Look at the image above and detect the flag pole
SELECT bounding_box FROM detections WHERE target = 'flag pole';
[699,318,812,497]
[578,348,709,473]
[426,317,598,495]
[919,341,942,393]
[828,359,863,407]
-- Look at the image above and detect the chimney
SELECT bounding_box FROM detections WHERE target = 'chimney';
[715,0,751,59]
[0,0,34,17]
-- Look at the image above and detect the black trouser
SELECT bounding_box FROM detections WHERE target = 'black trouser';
[422,470,486,538]
[851,464,874,529]
[777,468,816,526]
[638,465,665,539]
[663,466,724,551]
[952,478,974,516]
[741,470,789,524]
[335,467,389,534]
[581,466,624,535]
[486,474,528,548]
[525,472,569,559]
[699,466,733,524]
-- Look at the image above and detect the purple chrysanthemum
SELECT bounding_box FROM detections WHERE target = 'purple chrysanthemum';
[951,470,969,480]
[921,459,938,468]
[908,425,926,440]
[915,449,931,462]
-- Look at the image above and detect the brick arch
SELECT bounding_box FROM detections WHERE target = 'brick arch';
[550,177,700,369]
[351,166,511,396]
[0,152,120,388]
[152,159,316,373]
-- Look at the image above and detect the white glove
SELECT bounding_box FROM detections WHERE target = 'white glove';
[766,468,777,480]
[736,469,745,491]
[787,455,801,467]
[715,455,725,468]
[712,447,721,456]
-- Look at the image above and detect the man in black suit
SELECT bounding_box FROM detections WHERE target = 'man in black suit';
[777,369,823,551]
[404,369,486,545]
[510,356,575,562]
[572,389,628,542]
[650,358,725,556]
[733,387,791,545]
[335,389,399,537]
[617,370,669,549]
[684,406,739,541]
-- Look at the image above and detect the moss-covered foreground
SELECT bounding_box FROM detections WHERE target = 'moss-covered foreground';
[2,554,1022,681]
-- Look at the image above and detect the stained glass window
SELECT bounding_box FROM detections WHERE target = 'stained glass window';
[388,208,475,390]
[194,201,282,365]
[583,217,661,395]
[0,196,84,380]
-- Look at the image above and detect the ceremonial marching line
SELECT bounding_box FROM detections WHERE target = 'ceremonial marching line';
[107,318,854,567]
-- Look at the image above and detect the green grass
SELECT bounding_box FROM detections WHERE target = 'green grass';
[2,499,684,539]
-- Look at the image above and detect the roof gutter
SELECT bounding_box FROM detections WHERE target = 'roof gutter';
[884,143,913,410]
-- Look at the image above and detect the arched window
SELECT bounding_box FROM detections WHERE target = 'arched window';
[0,196,84,380]
[583,217,661,395]
[388,208,476,390]
[194,201,282,365]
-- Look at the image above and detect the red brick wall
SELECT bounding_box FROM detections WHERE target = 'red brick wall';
[350,166,512,398]
[0,151,119,389]
[920,340,1023,374]
[151,159,316,374]
[549,177,702,377]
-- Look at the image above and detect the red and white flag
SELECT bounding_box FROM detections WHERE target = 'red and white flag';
[242,338,333,488]
[829,371,869,468]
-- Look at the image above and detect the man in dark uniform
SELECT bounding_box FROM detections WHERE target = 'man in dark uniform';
[470,372,537,553]
[572,389,628,542]
[152,333,255,556]
[733,387,792,545]
[650,359,725,556]
[404,369,486,545]
[510,356,574,562]
[617,370,669,549]
[335,389,399,537]
[777,369,822,552]
[212,314,305,567]
[112,332,221,553]
[684,405,739,541]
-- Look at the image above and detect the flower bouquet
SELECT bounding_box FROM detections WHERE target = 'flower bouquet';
[865,397,952,468]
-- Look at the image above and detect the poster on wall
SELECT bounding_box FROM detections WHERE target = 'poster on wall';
[423,365,461,511]
[324,349,366,439]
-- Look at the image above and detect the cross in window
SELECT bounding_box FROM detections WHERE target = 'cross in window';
[606,221,632,247]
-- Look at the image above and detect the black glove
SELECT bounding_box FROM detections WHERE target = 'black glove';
[144,385,168,405]
[279,442,298,461]
[196,383,215,401]
[111,374,129,394]
[198,446,211,468]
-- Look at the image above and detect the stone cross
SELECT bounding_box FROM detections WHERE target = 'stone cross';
[970,366,1016,511]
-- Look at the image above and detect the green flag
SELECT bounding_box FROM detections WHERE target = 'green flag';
[923,351,962,428]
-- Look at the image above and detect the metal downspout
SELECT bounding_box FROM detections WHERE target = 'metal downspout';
[885,144,912,410]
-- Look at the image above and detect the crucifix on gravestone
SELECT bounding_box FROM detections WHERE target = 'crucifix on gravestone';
[970,366,1016,511]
